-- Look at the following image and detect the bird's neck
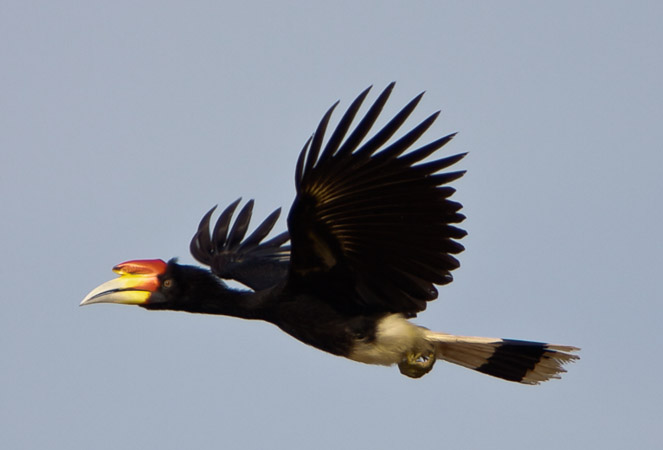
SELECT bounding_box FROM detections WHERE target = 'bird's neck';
[146,264,279,320]
[195,286,272,320]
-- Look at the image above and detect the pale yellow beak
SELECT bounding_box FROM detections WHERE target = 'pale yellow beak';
[80,259,167,306]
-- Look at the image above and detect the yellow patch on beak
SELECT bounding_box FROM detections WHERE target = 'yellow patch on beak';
[80,259,167,306]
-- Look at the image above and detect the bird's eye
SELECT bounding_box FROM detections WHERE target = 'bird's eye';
[163,279,173,289]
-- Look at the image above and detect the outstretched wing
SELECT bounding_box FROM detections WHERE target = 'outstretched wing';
[190,199,290,290]
[287,83,466,315]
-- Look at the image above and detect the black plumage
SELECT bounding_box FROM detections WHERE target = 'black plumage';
[81,84,579,384]
[190,199,290,291]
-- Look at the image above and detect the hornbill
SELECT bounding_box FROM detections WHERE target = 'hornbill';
[81,83,579,383]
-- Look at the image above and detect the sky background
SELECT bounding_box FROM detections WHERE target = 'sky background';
[2,1,661,449]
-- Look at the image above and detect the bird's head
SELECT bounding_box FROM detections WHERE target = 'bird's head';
[80,258,220,312]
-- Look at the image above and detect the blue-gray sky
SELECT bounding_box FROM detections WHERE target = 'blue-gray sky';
[2,2,661,449]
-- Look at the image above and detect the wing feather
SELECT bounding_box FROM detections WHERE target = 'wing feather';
[190,199,290,290]
[287,84,466,315]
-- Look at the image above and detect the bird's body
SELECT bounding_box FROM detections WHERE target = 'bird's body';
[82,84,579,384]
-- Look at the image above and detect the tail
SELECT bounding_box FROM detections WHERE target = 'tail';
[425,331,580,384]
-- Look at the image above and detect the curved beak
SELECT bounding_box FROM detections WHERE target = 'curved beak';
[80,259,167,306]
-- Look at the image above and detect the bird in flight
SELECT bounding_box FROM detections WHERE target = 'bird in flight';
[81,83,579,384]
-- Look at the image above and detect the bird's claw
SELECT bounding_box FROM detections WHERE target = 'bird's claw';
[398,351,436,378]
